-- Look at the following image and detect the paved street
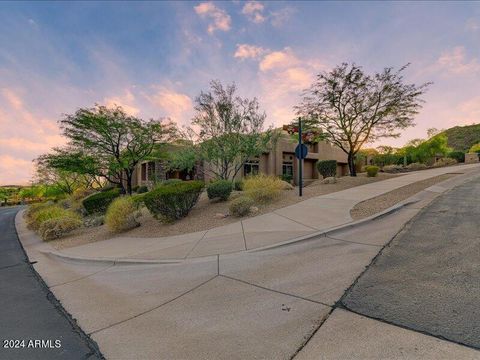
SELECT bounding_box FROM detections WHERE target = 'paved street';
[342,175,480,349]
[0,207,102,360]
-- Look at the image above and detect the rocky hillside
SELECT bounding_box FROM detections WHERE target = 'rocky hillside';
[439,124,480,152]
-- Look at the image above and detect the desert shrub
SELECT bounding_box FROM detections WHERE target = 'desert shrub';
[71,188,94,201]
[243,175,284,204]
[207,180,233,201]
[382,164,404,173]
[317,160,337,178]
[161,179,183,186]
[99,184,117,192]
[39,217,83,241]
[136,185,148,193]
[469,143,480,154]
[406,162,428,171]
[280,174,293,183]
[105,197,140,232]
[82,188,120,215]
[365,165,379,177]
[447,151,465,163]
[229,196,254,217]
[233,180,243,191]
[27,205,81,231]
[144,181,204,221]
[131,193,146,208]
[433,157,457,167]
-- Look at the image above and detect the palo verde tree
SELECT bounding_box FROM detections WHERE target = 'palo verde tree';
[296,63,431,176]
[59,105,176,194]
[191,80,278,180]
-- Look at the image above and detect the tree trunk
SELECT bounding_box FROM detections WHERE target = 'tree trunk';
[126,172,133,195]
[348,152,357,177]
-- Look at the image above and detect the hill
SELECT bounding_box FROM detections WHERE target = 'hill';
[439,124,480,152]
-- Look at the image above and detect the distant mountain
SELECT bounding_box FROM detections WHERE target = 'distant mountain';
[439,124,480,152]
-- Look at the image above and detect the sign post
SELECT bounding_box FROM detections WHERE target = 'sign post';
[294,118,308,197]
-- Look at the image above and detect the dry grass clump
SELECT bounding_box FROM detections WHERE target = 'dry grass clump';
[243,175,284,204]
[105,196,140,232]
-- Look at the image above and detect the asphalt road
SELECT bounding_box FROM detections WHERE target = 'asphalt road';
[0,207,102,360]
[342,175,480,349]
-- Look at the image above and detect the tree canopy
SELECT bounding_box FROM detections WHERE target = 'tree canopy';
[190,80,278,180]
[296,63,431,175]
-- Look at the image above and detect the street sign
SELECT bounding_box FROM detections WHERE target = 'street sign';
[295,143,308,159]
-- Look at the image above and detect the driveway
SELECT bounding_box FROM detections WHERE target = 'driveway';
[0,207,102,360]
[342,175,480,349]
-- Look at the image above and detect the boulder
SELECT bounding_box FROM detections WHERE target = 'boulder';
[322,177,337,184]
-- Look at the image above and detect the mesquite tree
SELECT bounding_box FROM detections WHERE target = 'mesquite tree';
[296,63,430,176]
[59,105,176,194]
[191,80,278,180]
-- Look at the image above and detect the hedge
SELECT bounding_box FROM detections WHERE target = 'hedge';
[317,160,337,178]
[143,181,204,221]
[447,151,465,163]
[365,165,379,177]
[207,180,232,201]
[82,188,121,214]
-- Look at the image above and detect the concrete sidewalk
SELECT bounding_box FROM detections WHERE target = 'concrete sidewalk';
[15,170,480,359]
[35,163,480,262]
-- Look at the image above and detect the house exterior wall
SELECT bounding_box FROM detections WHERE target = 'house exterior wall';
[202,133,348,183]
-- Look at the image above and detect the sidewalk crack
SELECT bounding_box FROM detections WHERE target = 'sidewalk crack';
[89,275,218,335]
[219,274,331,307]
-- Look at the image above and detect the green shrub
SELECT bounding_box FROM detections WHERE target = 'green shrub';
[207,180,233,201]
[406,162,428,171]
[280,174,293,183]
[229,196,254,217]
[39,217,83,241]
[131,193,146,208]
[105,197,140,232]
[82,188,120,214]
[233,180,244,191]
[469,143,480,154]
[447,151,465,163]
[243,175,284,204]
[136,185,148,193]
[365,165,379,177]
[317,160,337,178]
[144,181,204,221]
[161,179,183,186]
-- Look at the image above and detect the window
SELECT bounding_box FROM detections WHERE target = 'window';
[244,160,259,176]
[141,163,147,181]
[282,162,293,177]
[147,162,156,181]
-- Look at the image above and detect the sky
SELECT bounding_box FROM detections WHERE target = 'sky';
[1,1,480,185]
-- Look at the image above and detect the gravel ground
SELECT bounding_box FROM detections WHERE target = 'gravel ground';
[350,173,456,220]
[52,173,399,250]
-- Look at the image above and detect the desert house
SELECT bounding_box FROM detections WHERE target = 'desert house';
[131,129,348,188]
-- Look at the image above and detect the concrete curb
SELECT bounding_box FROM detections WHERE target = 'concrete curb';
[15,167,480,265]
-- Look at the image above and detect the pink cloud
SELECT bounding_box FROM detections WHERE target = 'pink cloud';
[436,46,480,74]
[194,2,231,34]
[104,89,140,116]
[234,44,266,59]
[242,1,266,24]
[146,87,193,124]
[0,155,34,186]
[259,47,299,71]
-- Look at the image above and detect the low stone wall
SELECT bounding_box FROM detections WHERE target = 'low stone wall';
[465,153,479,164]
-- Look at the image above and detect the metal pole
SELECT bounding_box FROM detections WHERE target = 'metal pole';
[299,118,303,197]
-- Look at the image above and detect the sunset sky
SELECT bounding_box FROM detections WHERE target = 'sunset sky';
[1,1,480,185]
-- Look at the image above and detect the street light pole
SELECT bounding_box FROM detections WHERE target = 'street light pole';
[298,117,303,197]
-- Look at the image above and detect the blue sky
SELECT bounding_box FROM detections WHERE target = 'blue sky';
[1,1,480,184]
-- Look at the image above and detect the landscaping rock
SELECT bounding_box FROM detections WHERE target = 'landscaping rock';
[280,181,294,190]
[322,177,337,184]
[214,213,229,219]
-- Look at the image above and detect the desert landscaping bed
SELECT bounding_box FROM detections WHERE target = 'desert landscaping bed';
[350,173,457,220]
[51,173,400,250]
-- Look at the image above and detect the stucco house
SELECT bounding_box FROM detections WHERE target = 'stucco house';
[131,130,348,188]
